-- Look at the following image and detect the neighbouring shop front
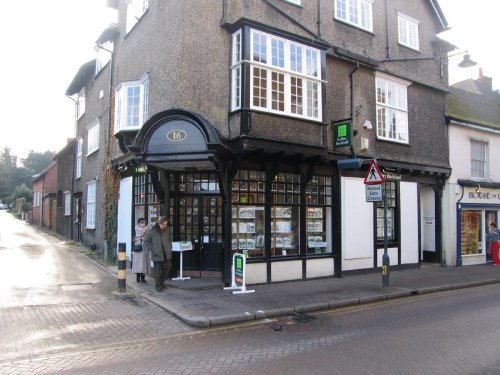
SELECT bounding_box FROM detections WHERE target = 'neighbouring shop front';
[455,180,500,266]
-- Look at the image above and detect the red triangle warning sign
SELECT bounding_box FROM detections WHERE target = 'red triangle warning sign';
[364,161,385,185]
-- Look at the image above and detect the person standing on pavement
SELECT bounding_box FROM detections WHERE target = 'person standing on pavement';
[143,216,172,292]
[488,222,500,266]
[132,218,150,283]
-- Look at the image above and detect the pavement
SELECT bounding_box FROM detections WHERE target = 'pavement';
[101,256,500,328]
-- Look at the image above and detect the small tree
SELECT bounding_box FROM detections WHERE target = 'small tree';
[13,183,32,203]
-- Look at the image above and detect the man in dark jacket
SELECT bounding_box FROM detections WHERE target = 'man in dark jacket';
[143,216,172,292]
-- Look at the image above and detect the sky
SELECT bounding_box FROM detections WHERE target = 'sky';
[0,0,498,159]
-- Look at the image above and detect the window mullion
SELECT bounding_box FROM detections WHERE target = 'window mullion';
[284,73,291,115]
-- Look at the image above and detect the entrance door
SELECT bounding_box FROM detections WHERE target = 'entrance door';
[176,195,223,275]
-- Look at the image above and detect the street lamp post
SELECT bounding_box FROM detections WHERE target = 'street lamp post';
[382,185,390,288]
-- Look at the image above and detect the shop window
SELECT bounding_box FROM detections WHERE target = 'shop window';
[170,173,220,193]
[271,173,300,256]
[376,181,397,241]
[461,210,482,255]
[231,170,265,257]
[133,173,160,226]
[305,176,333,254]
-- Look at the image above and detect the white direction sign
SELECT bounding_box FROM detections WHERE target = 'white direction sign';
[364,160,385,185]
[366,184,383,202]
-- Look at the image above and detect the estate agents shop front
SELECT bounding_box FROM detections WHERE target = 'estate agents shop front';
[115,109,337,285]
[454,180,500,266]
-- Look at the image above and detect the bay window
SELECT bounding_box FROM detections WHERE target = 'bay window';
[231,28,323,122]
[114,74,149,133]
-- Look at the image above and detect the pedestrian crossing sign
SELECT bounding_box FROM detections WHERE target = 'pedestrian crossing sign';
[364,160,384,185]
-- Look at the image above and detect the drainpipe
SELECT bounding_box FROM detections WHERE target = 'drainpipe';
[385,0,390,60]
[455,184,465,266]
[66,95,78,241]
[317,0,321,38]
[349,60,360,157]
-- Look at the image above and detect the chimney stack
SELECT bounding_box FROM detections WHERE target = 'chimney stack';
[476,68,492,92]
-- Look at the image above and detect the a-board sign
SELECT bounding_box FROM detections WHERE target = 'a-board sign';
[223,253,255,294]
[234,253,244,287]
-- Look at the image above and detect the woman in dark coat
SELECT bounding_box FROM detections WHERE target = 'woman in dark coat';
[143,216,172,292]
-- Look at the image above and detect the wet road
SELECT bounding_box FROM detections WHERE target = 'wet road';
[0,211,117,308]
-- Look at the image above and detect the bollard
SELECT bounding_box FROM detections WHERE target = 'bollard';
[118,242,126,292]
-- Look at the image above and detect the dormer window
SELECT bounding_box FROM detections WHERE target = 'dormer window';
[95,41,113,75]
[114,74,149,133]
[398,13,420,51]
[335,0,373,32]
[126,0,149,34]
[77,88,85,120]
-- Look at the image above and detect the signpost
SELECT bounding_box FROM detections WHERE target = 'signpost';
[363,160,389,288]
[171,241,193,281]
[224,253,255,294]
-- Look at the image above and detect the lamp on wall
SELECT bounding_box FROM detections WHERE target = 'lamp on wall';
[475,183,482,194]
[456,52,477,68]
[381,50,477,77]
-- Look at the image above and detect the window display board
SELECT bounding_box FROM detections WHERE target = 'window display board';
[271,206,299,256]
[306,207,327,253]
[231,206,264,257]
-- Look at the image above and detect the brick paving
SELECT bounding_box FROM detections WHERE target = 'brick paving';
[0,296,196,362]
[113,262,500,328]
[1,284,500,374]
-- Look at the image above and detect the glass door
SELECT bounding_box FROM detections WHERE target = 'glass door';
[176,195,223,273]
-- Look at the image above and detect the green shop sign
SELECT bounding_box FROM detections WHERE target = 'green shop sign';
[334,120,353,148]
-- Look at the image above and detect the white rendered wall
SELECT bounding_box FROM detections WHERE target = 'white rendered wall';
[443,123,500,266]
[342,177,374,271]
[271,260,302,282]
[306,258,334,278]
[400,182,419,264]
[117,177,133,261]
[246,263,267,285]
[420,187,436,253]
